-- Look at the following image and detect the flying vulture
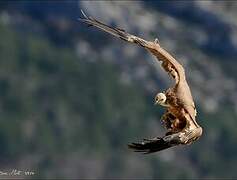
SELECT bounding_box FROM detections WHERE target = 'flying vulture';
[79,11,202,154]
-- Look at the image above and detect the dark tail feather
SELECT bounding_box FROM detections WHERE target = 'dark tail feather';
[128,137,173,154]
[79,10,150,47]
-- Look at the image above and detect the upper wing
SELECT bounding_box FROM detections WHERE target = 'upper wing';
[79,11,197,120]
[79,10,185,85]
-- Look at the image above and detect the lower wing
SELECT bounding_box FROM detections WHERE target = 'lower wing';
[128,126,202,154]
[128,137,173,154]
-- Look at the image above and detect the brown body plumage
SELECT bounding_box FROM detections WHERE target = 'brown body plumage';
[79,10,202,153]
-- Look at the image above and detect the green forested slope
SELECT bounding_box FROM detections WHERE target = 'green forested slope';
[1,3,237,178]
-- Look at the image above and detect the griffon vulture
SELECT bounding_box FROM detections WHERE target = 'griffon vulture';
[79,11,202,154]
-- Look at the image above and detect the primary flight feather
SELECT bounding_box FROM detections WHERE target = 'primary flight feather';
[79,10,202,154]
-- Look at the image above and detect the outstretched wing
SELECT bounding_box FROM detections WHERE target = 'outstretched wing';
[128,126,202,154]
[79,10,185,84]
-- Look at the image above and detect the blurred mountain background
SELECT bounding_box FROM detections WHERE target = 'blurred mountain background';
[0,1,237,179]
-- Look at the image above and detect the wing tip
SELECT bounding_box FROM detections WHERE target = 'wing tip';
[78,9,90,22]
[127,143,150,154]
[127,136,174,154]
[80,9,88,19]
